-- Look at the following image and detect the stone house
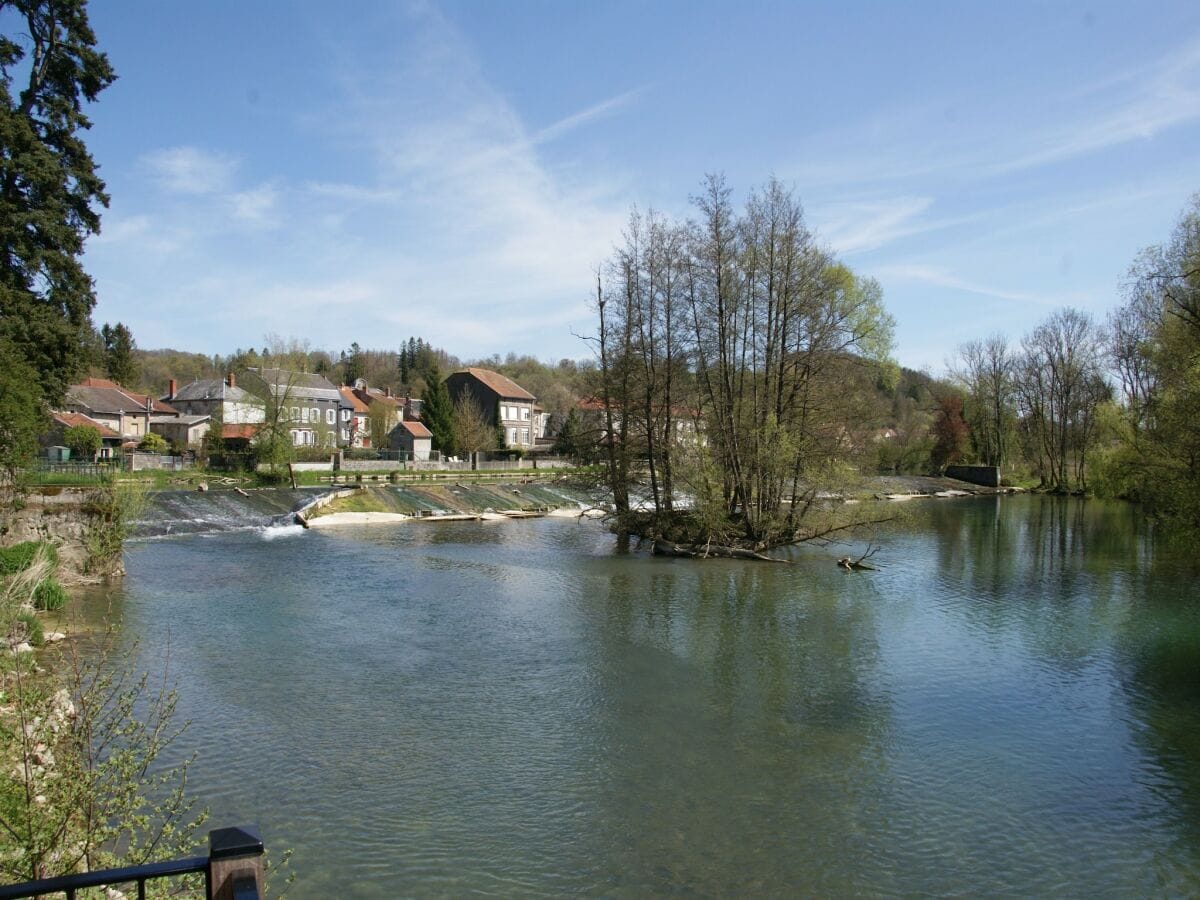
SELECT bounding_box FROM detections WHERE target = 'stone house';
[444,368,537,450]
[239,367,344,449]
[43,411,124,459]
[337,387,371,448]
[389,420,434,460]
[164,374,265,426]
[61,377,179,445]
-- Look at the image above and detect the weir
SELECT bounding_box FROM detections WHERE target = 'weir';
[135,488,329,538]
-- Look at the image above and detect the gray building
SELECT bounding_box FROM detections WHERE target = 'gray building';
[240,368,347,449]
[444,368,538,450]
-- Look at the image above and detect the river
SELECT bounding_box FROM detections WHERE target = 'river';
[77,494,1200,897]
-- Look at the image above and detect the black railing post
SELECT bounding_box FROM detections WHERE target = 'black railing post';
[208,825,264,900]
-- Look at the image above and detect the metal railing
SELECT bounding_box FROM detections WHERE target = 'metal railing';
[0,825,264,900]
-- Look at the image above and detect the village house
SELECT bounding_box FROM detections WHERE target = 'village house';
[389,420,434,460]
[444,368,537,450]
[349,380,422,428]
[337,386,371,448]
[41,411,124,460]
[239,367,345,449]
[61,377,180,446]
[164,374,265,426]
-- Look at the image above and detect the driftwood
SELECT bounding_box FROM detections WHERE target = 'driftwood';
[653,540,789,563]
[837,556,877,571]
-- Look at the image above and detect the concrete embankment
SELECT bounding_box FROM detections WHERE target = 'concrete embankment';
[299,481,601,528]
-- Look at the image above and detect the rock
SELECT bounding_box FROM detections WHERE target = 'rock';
[196,482,209,492]
[12,642,33,654]
[44,632,66,643]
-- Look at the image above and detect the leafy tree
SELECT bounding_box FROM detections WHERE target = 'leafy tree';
[63,423,100,459]
[1103,194,1200,529]
[0,336,44,481]
[0,0,116,406]
[368,399,391,450]
[136,431,168,453]
[420,365,455,455]
[100,321,137,386]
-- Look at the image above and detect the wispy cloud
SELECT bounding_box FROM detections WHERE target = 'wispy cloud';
[532,88,645,145]
[228,184,280,228]
[142,146,237,195]
[875,263,1069,307]
[994,39,1200,172]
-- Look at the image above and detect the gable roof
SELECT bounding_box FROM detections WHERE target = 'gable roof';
[222,424,259,440]
[452,367,535,401]
[50,411,122,439]
[76,377,179,415]
[398,420,432,438]
[338,386,370,413]
[168,379,253,403]
[243,368,342,401]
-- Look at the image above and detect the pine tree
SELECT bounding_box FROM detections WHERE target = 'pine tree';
[0,0,116,405]
[101,322,137,386]
[420,364,455,455]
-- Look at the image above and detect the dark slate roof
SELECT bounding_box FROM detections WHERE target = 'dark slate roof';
[74,378,179,414]
[168,379,253,403]
[451,368,535,401]
[244,368,342,401]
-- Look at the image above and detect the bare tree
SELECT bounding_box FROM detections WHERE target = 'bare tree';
[1014,308,1108,492]
[451,393,495,464]
[954,334,1015,468]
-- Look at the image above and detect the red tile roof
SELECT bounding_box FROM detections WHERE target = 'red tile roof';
[51,411,122,439]
[400,420,432,438]
[221,424,259,440]
[338,386,371,413]
[455,368,535,401]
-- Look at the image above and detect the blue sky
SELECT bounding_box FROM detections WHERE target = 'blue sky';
[70,1,1200,372]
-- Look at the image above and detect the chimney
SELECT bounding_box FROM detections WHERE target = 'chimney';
[386,386,392,398]
[227,372,236,389]
[168,379,177,400]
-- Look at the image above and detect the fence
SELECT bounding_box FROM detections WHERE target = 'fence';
[0,825,264,900]
[124,452,192,472]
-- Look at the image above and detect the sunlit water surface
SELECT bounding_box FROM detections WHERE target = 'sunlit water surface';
[79,496,1200,897]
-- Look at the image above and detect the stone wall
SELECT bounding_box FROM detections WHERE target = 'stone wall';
[945,464,1001,488]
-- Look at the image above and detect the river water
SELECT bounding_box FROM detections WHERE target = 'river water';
[80,495,1200,897]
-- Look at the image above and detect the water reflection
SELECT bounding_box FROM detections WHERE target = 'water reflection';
[76,500,1200,897]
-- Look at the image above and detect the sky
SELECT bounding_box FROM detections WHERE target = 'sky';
[52,0,1200,372]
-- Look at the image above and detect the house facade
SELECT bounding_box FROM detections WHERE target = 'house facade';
[240,367,345,449]
[61,378,180,445]
[42,412,124,459]
[444,368,537,450]
[165,375,265,426]
[337,387,371,448]
[389,420,434,460]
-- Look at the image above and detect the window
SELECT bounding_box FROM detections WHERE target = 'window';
[521,407,530,421]
[342,409,351,421]
[311,407,319,423]
[327,408,336,425]
[291,406,299,422]
[520,428,529,445]
[508,427,517,445]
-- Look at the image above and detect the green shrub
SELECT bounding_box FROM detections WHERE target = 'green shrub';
[0,541,57,575]
[33,578,68,612]
[16,611,44,647]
